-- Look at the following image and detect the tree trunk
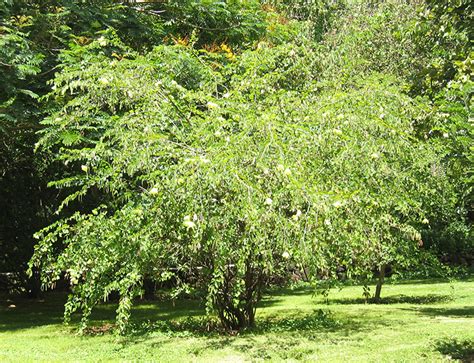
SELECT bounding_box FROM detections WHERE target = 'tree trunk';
[143,278,155,300]
[215,259,262,331]
[374,264,386,303]
[27,268,41,298]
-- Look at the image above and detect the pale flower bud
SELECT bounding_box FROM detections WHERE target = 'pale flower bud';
[207,101,219,109]
[183,215,196,229]
[332,200,343,208]
[292,209,302,221]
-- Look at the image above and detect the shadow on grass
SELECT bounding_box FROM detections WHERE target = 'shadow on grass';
[413,306,474,318]
[0,293,66,332]
[253,309,341,333]
[0,290,392,359]
[122,306,390,348]
[326,294,454,305]
[387,275,474,285]
[182,309,390,359]
[92,297,204,322]
[265,285,315,297]
[0,291,282,336]
[1,281,459,337]
[124,309,344,338]
[435,338,474,362]
[0,292,205,333]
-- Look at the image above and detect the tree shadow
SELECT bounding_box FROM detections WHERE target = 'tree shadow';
[92,297,204,321]
[1,288,396,359]
[411,306,474,318]
[186,309,390,359]
[388,276,474,285]
[265,285,315,297]
[1,285,457,339]
[435,338,474,362]
[121,306,387,345]
[326,294,454,305]
[0,287,288,335]
[0,292,205,333]
[0,293,66,332]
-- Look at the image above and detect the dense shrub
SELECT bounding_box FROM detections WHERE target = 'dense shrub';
[0,0,470,332]
[31,29,454,330]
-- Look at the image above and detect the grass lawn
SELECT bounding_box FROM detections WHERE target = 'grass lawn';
[1,278,473,362]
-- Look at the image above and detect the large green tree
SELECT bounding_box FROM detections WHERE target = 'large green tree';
[31,28,453,330]
[0,0,469,333]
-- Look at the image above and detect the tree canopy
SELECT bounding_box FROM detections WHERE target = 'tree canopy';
[0,0,472,332]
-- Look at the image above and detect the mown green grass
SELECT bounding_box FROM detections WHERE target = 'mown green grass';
[1,278,473,362]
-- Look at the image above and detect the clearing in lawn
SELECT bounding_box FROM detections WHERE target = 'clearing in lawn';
[1,278,473,362]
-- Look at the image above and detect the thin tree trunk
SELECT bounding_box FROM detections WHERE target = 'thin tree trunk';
[27,268,41,298]
[374,264,386,303]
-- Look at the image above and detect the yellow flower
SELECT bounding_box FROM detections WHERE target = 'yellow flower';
[220,43,235,59]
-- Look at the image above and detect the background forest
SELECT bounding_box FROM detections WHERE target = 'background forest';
[0,0,472,336]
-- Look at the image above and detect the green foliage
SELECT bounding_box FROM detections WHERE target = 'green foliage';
[0,4,47,292]
[435,338,474,362]
[310,0,473,262]
[410,0,473,257]
[0,0,161,291]
[160,0,267,47]
[0,0,469,334]
[30,22,455,330]
[316,1,420,86]
[266,0,343,41]
[0,11,43,131]
[411,0,472,96]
